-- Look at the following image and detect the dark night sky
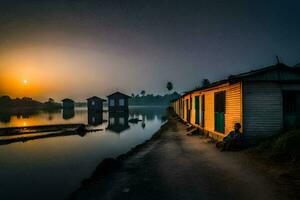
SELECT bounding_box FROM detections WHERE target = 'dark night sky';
[0,0,299,100]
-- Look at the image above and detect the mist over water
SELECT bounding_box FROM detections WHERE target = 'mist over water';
[0,106,166,199]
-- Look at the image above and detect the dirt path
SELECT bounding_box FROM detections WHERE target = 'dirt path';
[72,116,291,200]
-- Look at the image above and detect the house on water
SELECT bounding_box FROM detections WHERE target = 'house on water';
[107,92,130,112]
[172,63,300,141]
[87,96,106,112]
[62,98,74,109]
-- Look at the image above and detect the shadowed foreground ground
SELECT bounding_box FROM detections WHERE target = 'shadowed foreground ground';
[72,113,295,200]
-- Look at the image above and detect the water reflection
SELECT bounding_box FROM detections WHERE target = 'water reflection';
[0,106,166,200]
[129,107,164,121]
[0,109,39,123]
[88,111,103,126]
[142,121,146,129]
[63,108,75,120]
[0,113,11,123]
[107,112,130,133]
[0,106,166,128]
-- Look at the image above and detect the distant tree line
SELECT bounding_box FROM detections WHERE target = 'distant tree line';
[128,81,179,106]
[129,91,180,106]
[0,81,182,108]
[0,96,62,110]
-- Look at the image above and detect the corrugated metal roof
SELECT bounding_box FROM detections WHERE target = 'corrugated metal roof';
[179,63,300,98]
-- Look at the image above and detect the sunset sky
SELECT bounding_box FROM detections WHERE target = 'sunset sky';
[0,0,299,101]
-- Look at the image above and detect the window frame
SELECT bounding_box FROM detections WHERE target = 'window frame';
[110,99,115,107]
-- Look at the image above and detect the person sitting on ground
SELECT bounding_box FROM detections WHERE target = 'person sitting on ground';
[216,123,243,151]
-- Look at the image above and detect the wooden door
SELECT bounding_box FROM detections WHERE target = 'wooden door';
[194,96,200,124]
[283,91,300,129]
[214,91,225,133]
[200,95,205,128]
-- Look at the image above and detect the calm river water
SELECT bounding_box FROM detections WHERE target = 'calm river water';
[0,106,166,199]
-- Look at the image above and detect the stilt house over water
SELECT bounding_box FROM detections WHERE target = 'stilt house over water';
[62,98,74,109]
[87,96,106,112]
[107,92,131,112]
[171,63,300,141]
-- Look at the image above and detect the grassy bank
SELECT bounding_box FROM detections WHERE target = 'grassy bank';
[248,129,300,162]
[245,129,300,198]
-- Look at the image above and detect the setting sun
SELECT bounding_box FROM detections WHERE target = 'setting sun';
[23,79,28,84]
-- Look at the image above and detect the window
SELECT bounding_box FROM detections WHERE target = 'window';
[91,101,95,106]
[119,99,125,106]
[110,99,115,106]
[215,91,226,113]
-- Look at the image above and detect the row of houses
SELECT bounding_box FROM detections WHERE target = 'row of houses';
[171,63,300,141]
[62,91,131,112]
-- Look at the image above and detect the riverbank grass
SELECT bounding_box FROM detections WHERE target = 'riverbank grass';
[249,129,300,162]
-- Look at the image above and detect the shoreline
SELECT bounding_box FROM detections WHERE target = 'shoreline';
[70,109,299,200]
[72,119,170,193]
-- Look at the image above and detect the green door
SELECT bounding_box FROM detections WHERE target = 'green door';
[195,96,200,124]
[200,95,205,128]
[215,112,225,133]
[214,92,225,133]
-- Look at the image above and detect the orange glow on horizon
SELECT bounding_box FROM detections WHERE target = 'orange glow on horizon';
[0,50,48,99]
[0,70,42,99]
[0,44,130,101]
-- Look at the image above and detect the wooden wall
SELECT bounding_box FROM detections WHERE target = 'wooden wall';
[243,82,282,139]
[172,81,300,141]
[242,82,295,140]
[177,82,242,140]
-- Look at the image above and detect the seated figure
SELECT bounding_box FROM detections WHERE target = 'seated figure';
[216,123,243,151]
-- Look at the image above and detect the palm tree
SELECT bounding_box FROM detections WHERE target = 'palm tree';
[166,81,174,105]
[140,90,146,97]
[166,81,173,92]
[201,79,210,87]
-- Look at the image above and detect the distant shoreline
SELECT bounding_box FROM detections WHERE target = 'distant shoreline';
[0,104,167,110]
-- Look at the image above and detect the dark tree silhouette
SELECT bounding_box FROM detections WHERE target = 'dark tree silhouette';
[0,95,11,104]
[201,79,210,87]
[166,82,173,92]
[141,90,146,97]
[166,82,174,104]
[48,98,55,103]
[128,92,180,106]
